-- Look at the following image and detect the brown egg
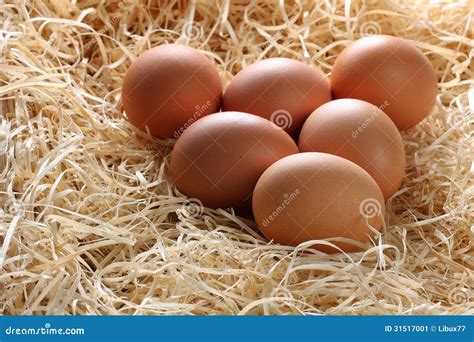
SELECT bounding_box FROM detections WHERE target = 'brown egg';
[222,58,332,137]
[122,44,222,138]
[170,112,299,209]
[252,152,385,253]
[299,99,406,199]
[330,35,437,130]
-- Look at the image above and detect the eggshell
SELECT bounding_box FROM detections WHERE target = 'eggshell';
[252,152,385,253]
[330,35,437,130]
[170,111,299,209]
[222,58,331,137]
[122,44,222,138]
[299,99,406,199]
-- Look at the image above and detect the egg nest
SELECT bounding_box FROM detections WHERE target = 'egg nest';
[0,0,472,315]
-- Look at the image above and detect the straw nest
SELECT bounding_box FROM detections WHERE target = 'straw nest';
[0,0,473,315]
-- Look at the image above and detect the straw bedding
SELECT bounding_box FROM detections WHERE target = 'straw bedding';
[0,0,473,315]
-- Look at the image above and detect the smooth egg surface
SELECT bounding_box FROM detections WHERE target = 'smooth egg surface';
[330,35,437,130]
[122,44,222,138]
[170,111,299,209]
[222,58,331,137]
[299,99,406,199]
[252,152,385,253]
